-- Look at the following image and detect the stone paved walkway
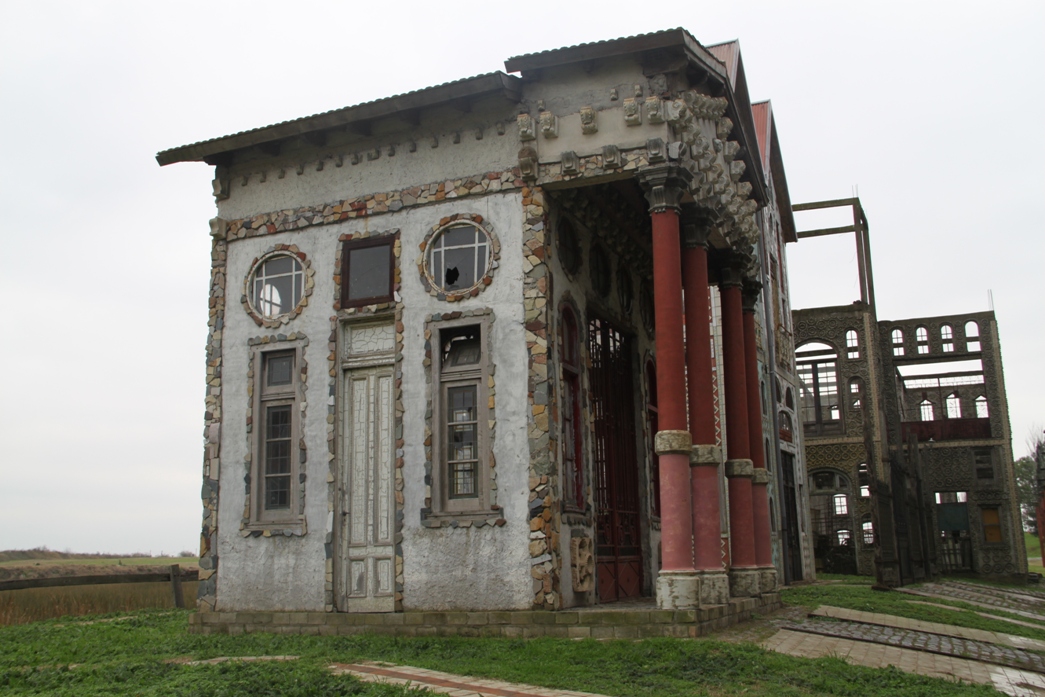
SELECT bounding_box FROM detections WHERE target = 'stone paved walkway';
[764,629,1045,696]
[786,617,1045,673]
[811,605,1045,652]
[330,662,610,697]
[899,586,1045,623]
[907,600,1045,632]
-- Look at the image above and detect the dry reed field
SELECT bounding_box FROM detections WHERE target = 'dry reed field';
[0,580,199,625]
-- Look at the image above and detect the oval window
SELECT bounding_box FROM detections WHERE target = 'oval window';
[426,222,491,293]
[250,253,305,319]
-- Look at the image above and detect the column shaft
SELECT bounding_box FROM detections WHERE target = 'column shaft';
[721,282,756,571]
[683,244,722,572]
[651,207,693,572]
[744,306,773,569]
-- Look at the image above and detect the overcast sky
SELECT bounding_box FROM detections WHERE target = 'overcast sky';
[1,1,1041,554]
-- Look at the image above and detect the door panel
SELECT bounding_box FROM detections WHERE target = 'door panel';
[588,316,642,602]
[338,365,395,612]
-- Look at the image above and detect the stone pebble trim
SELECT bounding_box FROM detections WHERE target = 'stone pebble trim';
[241,244,316,328]
[417,213,501,302]
[188,593,781,637]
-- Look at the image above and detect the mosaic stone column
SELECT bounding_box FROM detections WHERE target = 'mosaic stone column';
[639,166,699,610]
[681,210,728,606]
[743,281,777,593]
[719,262,759,598]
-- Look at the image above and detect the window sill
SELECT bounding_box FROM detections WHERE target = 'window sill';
[241,517,307,537]
[421,507,504,529]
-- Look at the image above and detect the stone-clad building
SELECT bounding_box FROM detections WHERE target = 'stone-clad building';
[793,199,1025,583]
[158,28,812,627]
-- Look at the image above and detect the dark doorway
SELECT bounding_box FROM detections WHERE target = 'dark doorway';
[588,316,643,602]
[780,451,803,582]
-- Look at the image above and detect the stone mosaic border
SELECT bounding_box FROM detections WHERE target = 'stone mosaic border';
[417,214,501,302]
[198,231,228,613]
[241,245,316,328]
[222,170,525,243]
[242,333,310,536]
[325,228,406,612]
[520,186,561,610]
[420,307,504,529]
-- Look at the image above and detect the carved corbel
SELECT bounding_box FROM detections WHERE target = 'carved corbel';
[623,98,642,126]
[645,97,664,124]
[211,177,229,201]
[518,146,538,181]
[716,117,734,139]
[561,151,579,175]
[208,217,227,239]
[602,145,622,169]
[646,138,666,164]
[580,106,598,134]
[518,114,536,141]
[539,111,558,138]
[724,140,741,163]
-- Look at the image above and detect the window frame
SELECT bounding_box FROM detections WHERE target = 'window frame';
[248,342,307,530]
[561,306,585,512]
[341,235,396,309]
[430,315,493,517]
[981,506,1003,544]
[796,342,842,435]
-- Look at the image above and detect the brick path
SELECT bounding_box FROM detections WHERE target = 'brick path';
[330,662,609,697]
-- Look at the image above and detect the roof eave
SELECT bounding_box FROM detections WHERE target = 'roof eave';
[156,72,523,167]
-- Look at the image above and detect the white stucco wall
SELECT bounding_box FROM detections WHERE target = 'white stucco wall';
[212,123,535,609]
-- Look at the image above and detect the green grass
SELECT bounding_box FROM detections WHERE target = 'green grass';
[0,610,996,696]
[1026,532,1041,559]
[0,556,198,569]
[812,573,874,584]
[782,583,1045,639]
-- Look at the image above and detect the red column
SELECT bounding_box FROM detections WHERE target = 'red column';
[642,168,694,574]
[720,270,756,573]
[743,288,773,571]
[682,240,722,573]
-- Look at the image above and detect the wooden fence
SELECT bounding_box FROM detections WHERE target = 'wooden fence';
[0,565,198,608]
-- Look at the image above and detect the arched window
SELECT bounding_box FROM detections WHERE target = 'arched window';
[975,395,989,418]
[920,399,935,422]
[858,463,871,498]
[775,378,783,404]
[916,326,929,354]
[845,329,860,359]
[796,342,841,434]
[862,515,874,545]
[891,328,905,356]
[561,306,584,510]
[761,381,768,415]
[645,359,660,518]
[941,324,954,353]
[785,387,794,410]
[965,321,981,352]
[945,393,961,419]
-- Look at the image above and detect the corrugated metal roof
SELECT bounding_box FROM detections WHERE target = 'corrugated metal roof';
[751,100,771,171]
[156,72,521,166]
[507,27,694,67]
[705,41,739,87]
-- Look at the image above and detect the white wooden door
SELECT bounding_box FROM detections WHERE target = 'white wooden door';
[338,363,395,612]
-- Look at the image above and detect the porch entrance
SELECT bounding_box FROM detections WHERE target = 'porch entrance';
[588,316,643,602]
[337,321,396,612]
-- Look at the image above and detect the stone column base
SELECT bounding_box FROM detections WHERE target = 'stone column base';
[729,568,761,598]
[758,568,778,593]
[697,571,730,606]
[657,571,700,610]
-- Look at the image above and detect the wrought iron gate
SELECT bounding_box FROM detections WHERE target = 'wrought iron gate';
[588,316,643,602]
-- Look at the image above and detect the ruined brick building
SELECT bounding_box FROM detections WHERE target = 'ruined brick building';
[793,199,1025,583]
[157,28,814,632]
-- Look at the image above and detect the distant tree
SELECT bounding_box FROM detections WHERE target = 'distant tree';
[1015,455,1038,532]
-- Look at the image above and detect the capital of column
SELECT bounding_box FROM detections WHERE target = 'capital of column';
[741,279,762,313]
[638,165,692,214]
[724,458,754,478]
[690,444,722,467]
[751,468,772,485]
[655,430,693,456]
[680,205,713,249]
